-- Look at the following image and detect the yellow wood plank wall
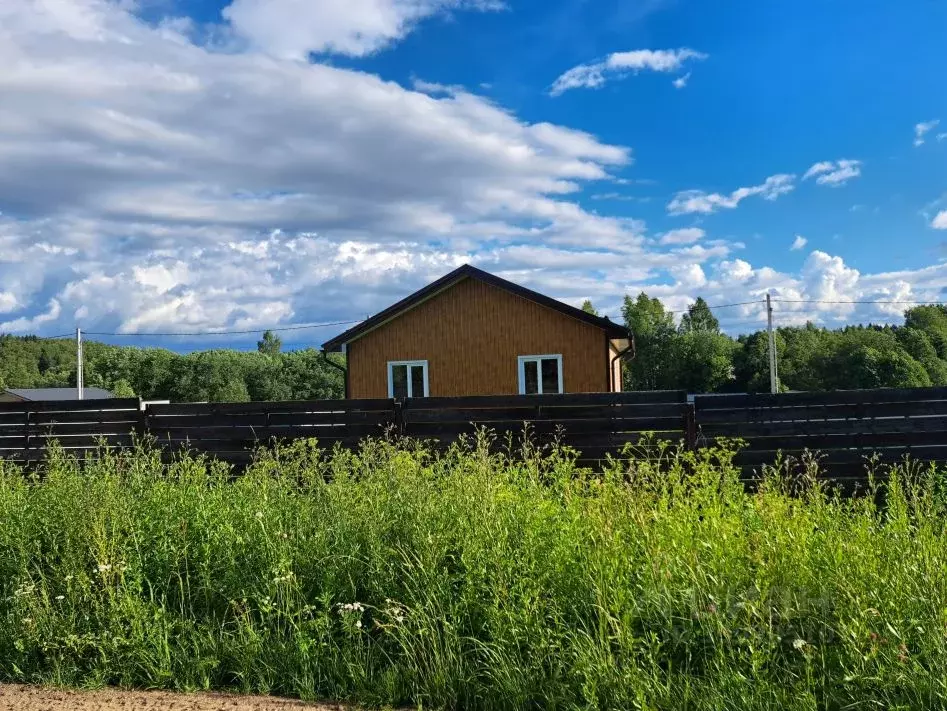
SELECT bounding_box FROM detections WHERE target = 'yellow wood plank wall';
[347,277,613,398]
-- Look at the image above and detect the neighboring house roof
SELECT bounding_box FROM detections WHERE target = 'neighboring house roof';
[4,387,115,401]
[323,263,628,351]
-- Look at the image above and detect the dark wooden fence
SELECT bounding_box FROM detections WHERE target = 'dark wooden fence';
[694,388,947,483]
[145,399,397,466]
[7,388,947,481]
[401,391,688,463]
[0,398,142,462]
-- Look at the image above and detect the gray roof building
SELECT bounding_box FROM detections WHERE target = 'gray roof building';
[0,387,115,402]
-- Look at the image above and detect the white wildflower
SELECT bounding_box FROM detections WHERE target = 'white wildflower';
[55,595,65,601]
[65,575,74,582]
[254,511,264,519]
[14,583,36,597]
[96,564,111,573]
[355,620,362,628]
[793,638,807,651]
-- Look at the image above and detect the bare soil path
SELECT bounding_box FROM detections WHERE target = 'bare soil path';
[0,684,352,711]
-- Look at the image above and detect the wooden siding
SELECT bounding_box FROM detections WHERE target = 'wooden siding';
[348,277,613,398]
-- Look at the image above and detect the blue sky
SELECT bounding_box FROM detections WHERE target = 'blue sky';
[1,0,946,349]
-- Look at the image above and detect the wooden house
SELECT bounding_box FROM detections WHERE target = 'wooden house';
[322,265,633,399]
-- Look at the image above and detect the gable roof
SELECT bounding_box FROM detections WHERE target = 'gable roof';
[322,264,627,351]
[4,387,115,401]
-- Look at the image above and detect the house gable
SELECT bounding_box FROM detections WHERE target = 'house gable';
[346,275,614,398]
[322,264,625,352]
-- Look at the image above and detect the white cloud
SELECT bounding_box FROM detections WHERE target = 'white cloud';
[667,174,795,216]
[915,119,940,147]
[550,48,707,96]
[790,235,807,251]
[672,72,691,89]
[0,0,942,339]
[932,210,947,229]
[670,263,706,287]
[222,0,504,60]
[938,132,947,142]
[659,227,705,245]
[590,192,651,203]
[802,159,862,187]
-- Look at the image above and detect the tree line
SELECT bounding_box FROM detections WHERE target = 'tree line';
[3,297,947,401]
[0,331,344,402]
[618,295,947,393]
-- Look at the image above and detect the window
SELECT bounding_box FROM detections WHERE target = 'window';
[387,360,429,399]
[517,355,563,395]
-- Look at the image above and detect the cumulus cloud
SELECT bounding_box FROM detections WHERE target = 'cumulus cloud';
[791,235,807,251]
[0,0,941,339]
[550,48,707,96]
[802,159,862,187]
[932,211,947,229]
[667,174,795,216]
[915,120,940,147]
[222,0,504,59]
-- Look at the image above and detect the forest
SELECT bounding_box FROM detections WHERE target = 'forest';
[618,296,947,393]
[0,331,345,402]
[2,297,947,401]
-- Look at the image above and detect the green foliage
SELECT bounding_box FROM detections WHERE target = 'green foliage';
[110,379,136,398]
[580,299,598,316]
[622,292,676,390]
[0,336,344,402]
[670,330,737,392]
[1,442,947,709]
[257,330,282,356]
[678,296,720,334]
[620,295,947,393]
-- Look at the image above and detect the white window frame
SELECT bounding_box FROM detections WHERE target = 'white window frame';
[387,360,429,399]
[517,354,564,395]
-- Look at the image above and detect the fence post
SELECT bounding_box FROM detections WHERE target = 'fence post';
[393,399,405,438]
[685,402,697,451]
[134,400,148,445]
[23,407,31,463]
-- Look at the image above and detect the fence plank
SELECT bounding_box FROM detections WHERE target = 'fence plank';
[404,391,687,409]
[147,399,393,416]
[695,388,947,410]
[0,399,141,414]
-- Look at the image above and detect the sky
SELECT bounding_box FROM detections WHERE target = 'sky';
[2,0,947,350]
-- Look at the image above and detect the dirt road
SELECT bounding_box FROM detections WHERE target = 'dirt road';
[0,684,350,711]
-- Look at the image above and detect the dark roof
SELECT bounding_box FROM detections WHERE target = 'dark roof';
[4,387,115,401]
[323,264,628,351]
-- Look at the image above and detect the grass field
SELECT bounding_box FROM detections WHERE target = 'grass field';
[1,436,946,710]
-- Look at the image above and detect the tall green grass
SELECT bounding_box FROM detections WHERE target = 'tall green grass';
[1,436,946,709]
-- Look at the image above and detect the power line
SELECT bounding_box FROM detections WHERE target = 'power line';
[773,298,945,306]
[667,299,762,315]
[720,320,768,329]
[83,318,361,338]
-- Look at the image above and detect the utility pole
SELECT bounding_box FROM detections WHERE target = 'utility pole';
[76,328,83,401]
[766,294,778,394]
